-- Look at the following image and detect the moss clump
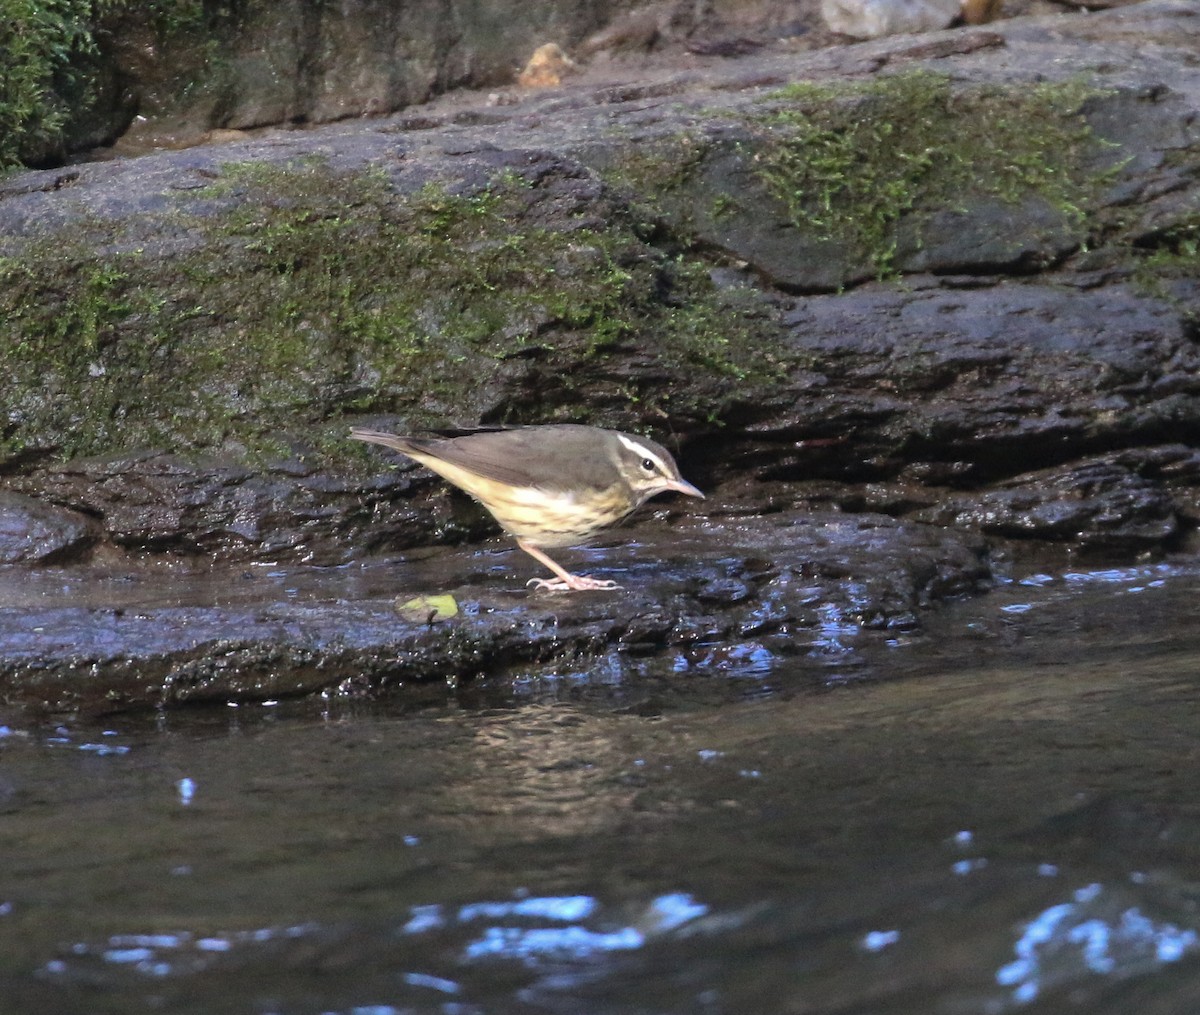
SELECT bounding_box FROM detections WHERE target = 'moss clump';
[1134,216,1200,280]
[753,72,1108,276]
[598,132,713,226]
[1132,213,1200,324]
[0,159,772,462]
[601,72,1113,281]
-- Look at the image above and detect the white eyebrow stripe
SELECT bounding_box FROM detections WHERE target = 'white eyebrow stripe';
[617,434,672,474]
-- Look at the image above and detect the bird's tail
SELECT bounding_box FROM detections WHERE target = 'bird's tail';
[348,428,430,455]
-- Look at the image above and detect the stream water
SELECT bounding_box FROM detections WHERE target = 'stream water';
[3,557,1200,1014]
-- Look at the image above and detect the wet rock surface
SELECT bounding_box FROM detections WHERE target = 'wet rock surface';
[0,492,98,565]
[0,509,991,712]
[0,0,1198,708]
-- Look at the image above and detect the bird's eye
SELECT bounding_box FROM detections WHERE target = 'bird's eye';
[641,458,655,472]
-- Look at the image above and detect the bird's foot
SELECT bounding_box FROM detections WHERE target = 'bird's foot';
[526,574,623,592]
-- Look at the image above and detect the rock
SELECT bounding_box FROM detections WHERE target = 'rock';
[95,1,653,148]
[4,448,446,565]
[0,509,992,711]
[0,0,1197,707]
[770,279,1199,487]
[0,492,97,564]
[911,452,1181,547]
[822,0,963,38]
[0,1,1197,566]
[577,5,667,56]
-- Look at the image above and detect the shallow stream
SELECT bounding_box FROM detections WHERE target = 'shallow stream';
[3,558,1200,1014]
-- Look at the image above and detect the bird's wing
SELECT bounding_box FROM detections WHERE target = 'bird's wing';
[425,429,619,493]
[351,426,622,493]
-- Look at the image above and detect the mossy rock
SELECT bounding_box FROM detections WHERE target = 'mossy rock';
[593,71,1125,291]
[0,152,783,468]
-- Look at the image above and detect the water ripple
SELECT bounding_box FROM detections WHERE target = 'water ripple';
[994,881,1198,1007]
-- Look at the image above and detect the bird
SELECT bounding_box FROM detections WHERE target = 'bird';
[350,424,704,591]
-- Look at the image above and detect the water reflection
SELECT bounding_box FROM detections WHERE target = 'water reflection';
[861,928,901,952]
[4,560,1200,1013]
[454,891,708,962]
[47,922,321,980]
[41,890,719,1000]
[43,868,1200,1012]
[996,882,1199,1007]
[811,601,861,654]
[992,562,1179,620]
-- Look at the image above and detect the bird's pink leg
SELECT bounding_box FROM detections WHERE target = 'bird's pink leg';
[517,539,621,592]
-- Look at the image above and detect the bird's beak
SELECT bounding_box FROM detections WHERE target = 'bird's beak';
[666,479,705,499]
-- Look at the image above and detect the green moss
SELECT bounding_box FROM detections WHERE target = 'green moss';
[1132,213,1200,319]
[0,159,771,462]
[600,133,712,224]
[601,71,1113,280]
[752,72,1107,275]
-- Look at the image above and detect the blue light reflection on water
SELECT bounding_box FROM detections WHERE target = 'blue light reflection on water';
[46,892,713,989]
[458,891,710,964]
[1062,566,1172,586]
[44,922,323,981]
[31,862,1200,1012]
[401,971,460,995]
[458,895,597,924]
[464,923,644,962]
[996,564,1180,620]
[673,642,777,676]
[862,929,901,952]
[811,602,860,655]
[1009,564,1175,597]
[410,891,710,966]
[995,882,1199,1006]
[402,905,445,935]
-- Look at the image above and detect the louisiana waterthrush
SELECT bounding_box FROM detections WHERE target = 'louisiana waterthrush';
[350,424,703,591]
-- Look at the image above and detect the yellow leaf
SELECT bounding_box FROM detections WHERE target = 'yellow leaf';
[395,594,459,622]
